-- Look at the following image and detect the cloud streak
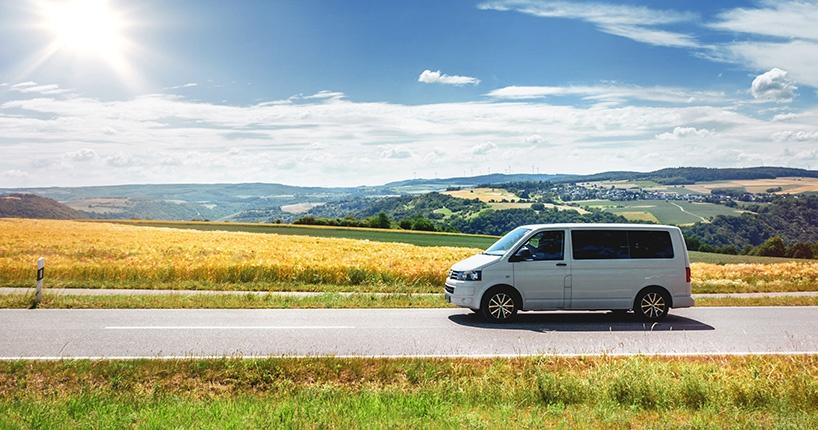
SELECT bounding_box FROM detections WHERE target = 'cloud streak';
[478,0,699,48]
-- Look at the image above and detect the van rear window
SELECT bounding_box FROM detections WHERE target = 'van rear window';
[571,230,674,260]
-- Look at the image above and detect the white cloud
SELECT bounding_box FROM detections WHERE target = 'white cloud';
[720,40,818,89]
[772,130,818,142]
[655,127,715,140]
[164,82,198,90]
[302,90,346,100]
[706,2,818,88]
[418,70,480,86]
[1,90,817,187]
[7,81,71,95]
[380,147,412,159]
[478,0,699,48]
[472,142,497,155]
[66,149,98,161]
[773,113,799,121]
[709,0,818,41]
[486,84,727,104]
[751,68,797,102]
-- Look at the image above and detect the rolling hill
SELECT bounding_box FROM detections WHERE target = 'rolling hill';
[0,194,84,219]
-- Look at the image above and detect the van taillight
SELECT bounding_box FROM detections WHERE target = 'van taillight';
[685,267,691,283]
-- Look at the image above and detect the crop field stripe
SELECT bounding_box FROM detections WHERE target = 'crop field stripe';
[99,219,499,248]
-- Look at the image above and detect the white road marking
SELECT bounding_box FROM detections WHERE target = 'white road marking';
[104,326,355,330]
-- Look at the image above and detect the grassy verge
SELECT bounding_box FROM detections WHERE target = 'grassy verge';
[1,356,816,428]
[0,292,447,309]
[2,292,817,309]
[0,280,440,293]
[695,296,818,307]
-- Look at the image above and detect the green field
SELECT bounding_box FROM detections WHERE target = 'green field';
[577,199,746,225]
[2,356,816,429]
[102,220,498,248]
[105,220,801,265]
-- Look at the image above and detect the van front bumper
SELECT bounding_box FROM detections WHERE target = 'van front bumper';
[444,282,478,309]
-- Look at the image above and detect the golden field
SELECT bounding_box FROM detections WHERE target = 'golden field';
[1,218,817,293]
[0,218,475,288]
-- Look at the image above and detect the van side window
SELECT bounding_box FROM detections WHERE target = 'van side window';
[571,230,675,259]
[572,230,629,259]
[516,230,564,261]
[629,231,674,259]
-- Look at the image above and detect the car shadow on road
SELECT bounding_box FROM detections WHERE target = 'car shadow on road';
[448,311,714,332]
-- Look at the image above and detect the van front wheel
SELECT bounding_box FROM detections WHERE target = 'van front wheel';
[480,288,519,323]
[635,289,670,321]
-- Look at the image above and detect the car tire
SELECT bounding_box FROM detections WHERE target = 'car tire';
[635,288,670,322]
[480,287,519,323]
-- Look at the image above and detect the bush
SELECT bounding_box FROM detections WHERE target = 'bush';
[787,242,814,259]
[752,236,787,257]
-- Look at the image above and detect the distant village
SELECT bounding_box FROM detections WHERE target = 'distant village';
[556,182,777,205]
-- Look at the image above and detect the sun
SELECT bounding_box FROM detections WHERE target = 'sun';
[28,0,141,86]
[40,0,127,58]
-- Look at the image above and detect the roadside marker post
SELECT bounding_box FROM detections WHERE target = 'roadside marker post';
[34,257,44,307]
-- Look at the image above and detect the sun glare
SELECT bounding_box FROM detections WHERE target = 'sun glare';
[41,0,127,58]
[28,0,141,87]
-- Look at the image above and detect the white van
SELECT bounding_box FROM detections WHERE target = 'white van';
[444,223,694,322]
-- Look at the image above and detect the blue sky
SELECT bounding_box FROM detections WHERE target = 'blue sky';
[1,0,817,187]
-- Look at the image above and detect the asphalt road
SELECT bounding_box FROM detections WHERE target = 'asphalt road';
[1,307,817,359]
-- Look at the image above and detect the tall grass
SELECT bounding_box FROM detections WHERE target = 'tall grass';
[1,356,816,428]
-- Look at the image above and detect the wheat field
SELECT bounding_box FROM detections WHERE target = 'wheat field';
[1,218,816,293]
[0,218,475,287]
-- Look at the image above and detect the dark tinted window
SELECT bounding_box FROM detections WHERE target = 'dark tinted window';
[515,230,564,261]
[571,230,675,260]
[628,231,674,259]
[572,230,629,260]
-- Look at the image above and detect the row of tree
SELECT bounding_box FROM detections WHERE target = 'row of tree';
[293,213,440,231]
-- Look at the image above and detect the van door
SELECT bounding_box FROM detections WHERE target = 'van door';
[510,229,569,310]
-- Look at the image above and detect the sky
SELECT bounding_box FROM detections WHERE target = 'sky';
[1,0,817,187]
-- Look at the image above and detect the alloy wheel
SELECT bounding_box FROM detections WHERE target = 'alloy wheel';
[488,293,515,320]
[640,292,666,319]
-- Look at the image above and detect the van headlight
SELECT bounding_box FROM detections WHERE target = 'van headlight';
[459,270,482,281]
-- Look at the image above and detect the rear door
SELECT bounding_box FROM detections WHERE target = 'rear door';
[510,229,569,309]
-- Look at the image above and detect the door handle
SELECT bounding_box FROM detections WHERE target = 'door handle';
[556,263,567,267]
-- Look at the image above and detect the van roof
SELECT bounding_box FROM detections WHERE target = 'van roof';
[519,223,679,230]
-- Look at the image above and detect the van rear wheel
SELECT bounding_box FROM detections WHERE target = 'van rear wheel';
[635,289,670,321]
[480,288,519,323]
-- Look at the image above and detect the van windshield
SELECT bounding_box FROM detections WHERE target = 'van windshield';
[484,227,531,256]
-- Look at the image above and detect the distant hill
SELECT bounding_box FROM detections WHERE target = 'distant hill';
[683,195,818,250]
[0,194,84,219]
[562,167,818,185]
[2,166,817,221]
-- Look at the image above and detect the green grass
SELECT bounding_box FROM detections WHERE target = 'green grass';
[100,219,498,248]
[0,292,446,309]
[2,292,816,309]
[578,199,745,225]
[687,251,800,264]
[695,296,818,307]
[1,356,816,428]
[99,219,800,265]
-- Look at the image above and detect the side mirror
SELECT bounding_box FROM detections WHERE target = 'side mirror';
[509,247,532,262]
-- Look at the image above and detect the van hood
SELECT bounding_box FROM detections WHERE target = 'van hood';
[451,253,501,271]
